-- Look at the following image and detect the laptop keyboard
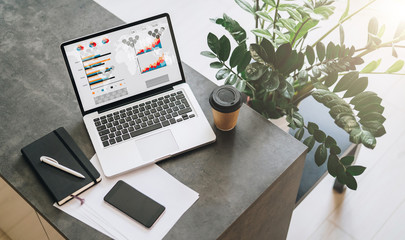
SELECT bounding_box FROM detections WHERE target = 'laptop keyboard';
[93,90,195,147]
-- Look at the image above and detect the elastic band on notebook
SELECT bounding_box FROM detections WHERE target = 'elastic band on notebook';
[54,129,97,182]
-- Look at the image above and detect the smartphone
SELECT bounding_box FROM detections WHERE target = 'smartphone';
[104,180,165,228]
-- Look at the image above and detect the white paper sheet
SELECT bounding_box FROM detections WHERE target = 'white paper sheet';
[55,154,199,240]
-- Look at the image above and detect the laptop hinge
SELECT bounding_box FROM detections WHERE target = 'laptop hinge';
[98,87,174,114]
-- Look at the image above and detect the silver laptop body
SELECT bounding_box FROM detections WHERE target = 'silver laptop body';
[61,13,216,177]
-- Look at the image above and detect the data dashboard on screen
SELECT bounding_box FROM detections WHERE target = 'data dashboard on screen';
[62,16,182,112]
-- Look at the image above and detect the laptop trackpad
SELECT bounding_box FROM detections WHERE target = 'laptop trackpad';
[136,130,179,162]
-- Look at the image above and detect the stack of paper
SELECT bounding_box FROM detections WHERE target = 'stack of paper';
[55,154,199,240]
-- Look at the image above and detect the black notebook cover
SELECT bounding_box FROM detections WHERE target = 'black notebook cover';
[21,127,101,205]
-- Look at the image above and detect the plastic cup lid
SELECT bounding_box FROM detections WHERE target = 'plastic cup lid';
[209,85,243,113]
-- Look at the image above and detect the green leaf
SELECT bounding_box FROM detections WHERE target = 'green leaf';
[316,42,326,62]
[361,130,376,149]
[357,103,384,118]
[341,156,355,166]
[339,0,350,22]
[237,51,251,73]
[327,154,340,177]
[312,90,339,107]
[354,95,382,111]
[235,0,255,14]
[245,62,267,81]
[210,62,223,69]
[287,9,302,22]
[225,74,238,85]
[333,71,359,92]
[201,51,216,58]
[251,29,273,41]
[361,121,386,137]
[261,38,275,64]
[230,45,246,68]
[350,91,377,105]
[394,21,405,39]
[344,172,358,190]
[250,43,268,65]
[283,51,300,74]
[339,24,345,46]
[296,52,305,70]
[359,112,386,124]
[256,11,274,22]
[314,5,336,19]
[274,29,291,42]
[303,136,316,152]
[307,122,319,135]
[343,77,368,98]
[312,66,321,78]
[360,59,381,73]
[350,128,363,144]
[368,33,382,45]
[208,33,220,54]
[280,82,295,99]
[378,24,386,38]
[326,42,335,60]
[368,17,378,35]
[329,105,352,119]
[295,128,305,141]
[266,73,280,91]
[315,143,328,166]
[392,45,398,58]
[306,45,315,65]
[290,19,319,46]
[279,19,296,33]
[236,79,247,91]
[386,60,404,73]
[324,71,338,87]
[330,145,341,155]
[216,69,231,80]
[336,165,346,185]
[275,43,292,69]
[325,98,349,109]
[218,36,231,61]
[263,0,276,7]
[298,69,308,82]
[325,136,337,148]
[347,165,366,176]
[335,114,359,133]
[314,129,326,142]
[215,14,247,45]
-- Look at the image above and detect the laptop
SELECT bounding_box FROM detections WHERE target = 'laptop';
[60,13,216,177]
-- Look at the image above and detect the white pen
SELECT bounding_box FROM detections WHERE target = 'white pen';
[40,156,85,179]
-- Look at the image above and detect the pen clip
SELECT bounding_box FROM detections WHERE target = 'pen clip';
[40,156,59,164]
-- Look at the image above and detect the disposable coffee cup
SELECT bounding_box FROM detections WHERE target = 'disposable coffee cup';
[209,85,243,131]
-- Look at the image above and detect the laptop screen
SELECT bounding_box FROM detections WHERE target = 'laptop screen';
[61,14,183,113]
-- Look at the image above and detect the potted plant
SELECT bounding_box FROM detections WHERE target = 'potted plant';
[201,0,405,190]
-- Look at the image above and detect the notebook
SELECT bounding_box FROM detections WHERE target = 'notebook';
[21,127,101,205]
[60,13,216,177]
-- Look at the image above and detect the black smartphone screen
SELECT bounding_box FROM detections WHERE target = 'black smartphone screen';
[104,180,165,228]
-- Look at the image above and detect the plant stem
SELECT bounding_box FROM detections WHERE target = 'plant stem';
[272,0,281,42]
[291,18,311,47]
[255,0,260,44]
[355,37,405,58]
[311,0,377,48]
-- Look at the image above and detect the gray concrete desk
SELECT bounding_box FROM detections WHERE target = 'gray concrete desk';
[0,0,307,239]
